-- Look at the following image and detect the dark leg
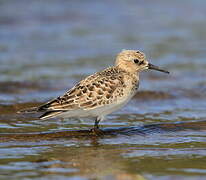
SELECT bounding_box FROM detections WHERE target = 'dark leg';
[94,118,100,129]
[94,116,104,129]
[91,116,104,136]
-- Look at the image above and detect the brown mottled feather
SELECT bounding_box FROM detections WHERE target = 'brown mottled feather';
[38,67,128,111]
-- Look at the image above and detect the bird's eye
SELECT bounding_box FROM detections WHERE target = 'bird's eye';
[134,59,139,64]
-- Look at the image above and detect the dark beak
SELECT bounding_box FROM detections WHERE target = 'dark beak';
[148,63,169,74]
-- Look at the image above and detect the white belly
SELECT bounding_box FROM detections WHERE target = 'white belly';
[58,89,136,119]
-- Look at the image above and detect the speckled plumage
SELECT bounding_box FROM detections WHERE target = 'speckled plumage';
[22,50,169,129]
[38,66,139,119]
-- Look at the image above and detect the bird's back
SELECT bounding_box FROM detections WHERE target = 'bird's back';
[38,66,139,119]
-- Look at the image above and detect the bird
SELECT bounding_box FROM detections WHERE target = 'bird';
[20,50,169,132]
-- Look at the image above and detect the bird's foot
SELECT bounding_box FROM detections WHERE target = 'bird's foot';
[90,127,104,136]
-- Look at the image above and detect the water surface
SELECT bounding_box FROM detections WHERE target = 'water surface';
[0,0,206,179]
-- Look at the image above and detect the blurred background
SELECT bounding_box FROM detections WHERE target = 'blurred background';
[0,0,206,180]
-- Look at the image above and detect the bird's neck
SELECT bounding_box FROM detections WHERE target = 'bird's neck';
[115,66,139,88]
[116,66,139,79]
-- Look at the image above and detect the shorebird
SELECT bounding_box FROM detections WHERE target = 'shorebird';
[21,50,169,131]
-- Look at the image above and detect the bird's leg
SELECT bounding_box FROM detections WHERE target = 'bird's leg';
[94,116,104,129]
[94,117,100,129]
[91,116,104,136]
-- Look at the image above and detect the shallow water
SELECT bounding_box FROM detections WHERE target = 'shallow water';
[0,0,206,179]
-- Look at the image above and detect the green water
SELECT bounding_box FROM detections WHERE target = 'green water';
[0,0,206,179]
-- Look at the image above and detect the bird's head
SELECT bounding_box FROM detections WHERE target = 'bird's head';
[115,50,169,74]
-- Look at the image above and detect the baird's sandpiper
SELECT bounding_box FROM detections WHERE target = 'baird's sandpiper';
[22,50,169,130]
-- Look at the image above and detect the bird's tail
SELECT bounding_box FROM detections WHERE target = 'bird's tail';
[18,105,64,120]
[17,107,38,114]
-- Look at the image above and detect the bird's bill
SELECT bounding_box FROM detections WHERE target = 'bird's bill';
[148,63,169,74]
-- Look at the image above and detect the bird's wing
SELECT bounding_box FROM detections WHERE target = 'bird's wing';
[38,67,126,111]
